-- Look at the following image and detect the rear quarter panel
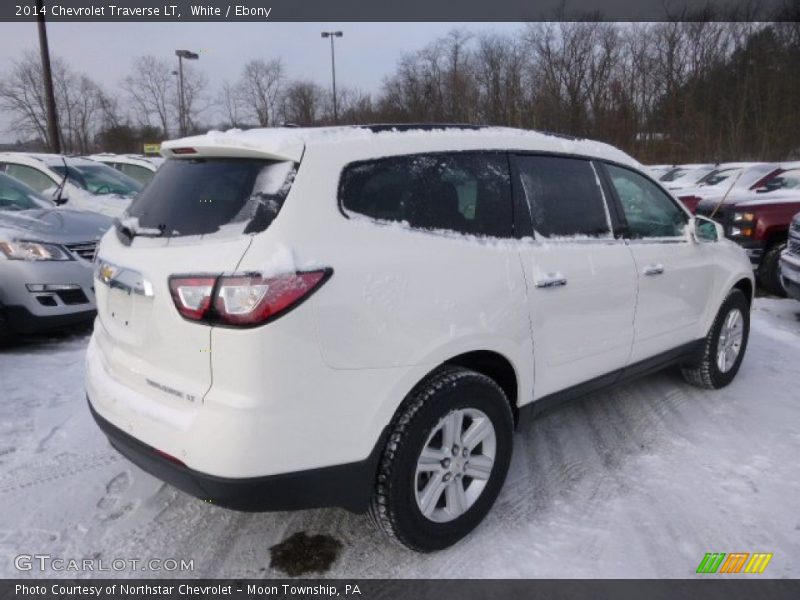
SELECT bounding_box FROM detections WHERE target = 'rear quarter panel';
[234,138,535,411]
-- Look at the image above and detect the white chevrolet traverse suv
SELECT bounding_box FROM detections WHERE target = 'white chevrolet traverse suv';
[86,125,754,551]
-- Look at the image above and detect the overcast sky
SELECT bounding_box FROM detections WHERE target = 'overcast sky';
[0,22,523,143]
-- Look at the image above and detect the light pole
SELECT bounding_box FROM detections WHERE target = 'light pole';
[36,0,60,153]
[175,49,199,136]
[320,31,343,123]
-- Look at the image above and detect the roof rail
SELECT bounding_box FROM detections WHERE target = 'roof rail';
[357,123,488,133]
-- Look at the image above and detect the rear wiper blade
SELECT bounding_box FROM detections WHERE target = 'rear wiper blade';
[113,218,165,241]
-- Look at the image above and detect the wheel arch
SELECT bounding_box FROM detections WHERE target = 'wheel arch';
[416,350,522,427]
[732,277,754,306]
[763,229,788,251]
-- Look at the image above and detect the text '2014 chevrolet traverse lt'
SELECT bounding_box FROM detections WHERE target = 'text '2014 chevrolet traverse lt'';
[86,125,754,551]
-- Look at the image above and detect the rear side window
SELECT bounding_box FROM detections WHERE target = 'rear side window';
[339,152,512,238]
[126,158,295,237]
[512,155,610,238]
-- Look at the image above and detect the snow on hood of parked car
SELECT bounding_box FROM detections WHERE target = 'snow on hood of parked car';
[51,185,132,219]
[0,208,112,243]
[162,126,642,170]
[735,191,800,208]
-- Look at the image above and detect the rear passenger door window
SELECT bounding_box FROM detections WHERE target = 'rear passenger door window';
[604,163,688,238]
[512,155,611,238]
[339,153,513,238]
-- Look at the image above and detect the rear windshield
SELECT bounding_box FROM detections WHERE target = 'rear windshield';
[124,158,296,237]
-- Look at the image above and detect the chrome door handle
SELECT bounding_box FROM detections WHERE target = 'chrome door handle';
[535,273,568,288]
[644,264,665,276]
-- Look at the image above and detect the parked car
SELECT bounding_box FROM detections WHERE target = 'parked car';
[659,164,716,191]
[0,172,112,343]
[752,162,800,194]
[86,125,754,552]
[779,212,800,301]
[695,189,800,295]
[646,164,673,178]
[677,163,780,213]
[0,153,141,217]
[88,153,162,186]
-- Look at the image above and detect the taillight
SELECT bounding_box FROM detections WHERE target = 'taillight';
[169,276,216,321]
[169,270,331,327]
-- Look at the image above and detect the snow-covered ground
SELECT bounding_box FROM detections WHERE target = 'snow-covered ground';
[1,298,799,578]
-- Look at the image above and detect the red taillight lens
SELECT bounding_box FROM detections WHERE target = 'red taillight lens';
[168,270,331,326]
[214,270,329,326]
[169,276,216,321]
[170,147,197,155]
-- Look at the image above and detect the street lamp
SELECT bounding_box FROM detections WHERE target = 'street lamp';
[321,31,343,123]
[175,49,199,137]
[36,0,60,153]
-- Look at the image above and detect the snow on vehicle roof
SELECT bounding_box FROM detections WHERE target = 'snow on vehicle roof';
[162,125,642,170]
[2,152,98,168]
[88,154,160,170]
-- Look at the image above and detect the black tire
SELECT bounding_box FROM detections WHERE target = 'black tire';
[681,289,750,390]
[0,304,11,347]
[758,242,787,297]
[369,366,514,552]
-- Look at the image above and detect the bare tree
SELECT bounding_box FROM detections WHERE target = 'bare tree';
[218,80,243,127]
[0,51,54,143]
[473,33,528,126]
[237,58,284,127]
[123,55,175,137]
[0,51,116,153]
[280,80,325,125]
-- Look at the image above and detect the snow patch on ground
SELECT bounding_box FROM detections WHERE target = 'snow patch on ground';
[0,299,798,578]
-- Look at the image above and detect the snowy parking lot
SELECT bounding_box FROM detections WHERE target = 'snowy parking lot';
[1,298,799,578]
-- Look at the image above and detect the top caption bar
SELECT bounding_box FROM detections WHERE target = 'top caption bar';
[1,0,796,22]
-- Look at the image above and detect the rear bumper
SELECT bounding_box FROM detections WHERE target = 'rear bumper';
[88,396,386,513]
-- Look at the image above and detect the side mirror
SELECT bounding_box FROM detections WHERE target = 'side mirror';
[691,216,722,243]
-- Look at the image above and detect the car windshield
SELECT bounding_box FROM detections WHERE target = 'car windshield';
[697,168,738,186]
[0,173,54,211]
[124,157,296,238]
[659,168,689,182]
[772,169,800,190]
[51,162,143,196]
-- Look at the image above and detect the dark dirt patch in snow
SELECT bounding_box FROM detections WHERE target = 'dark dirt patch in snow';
[269,531,343,576]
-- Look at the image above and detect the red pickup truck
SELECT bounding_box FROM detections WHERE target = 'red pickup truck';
[695,192,800,295]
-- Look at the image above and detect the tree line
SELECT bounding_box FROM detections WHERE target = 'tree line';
[1,19,799,163]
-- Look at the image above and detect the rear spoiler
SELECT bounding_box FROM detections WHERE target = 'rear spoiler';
[161,131,305,163]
